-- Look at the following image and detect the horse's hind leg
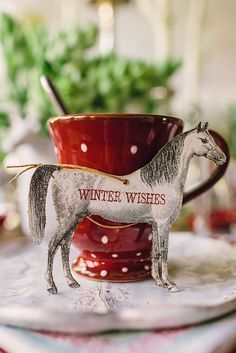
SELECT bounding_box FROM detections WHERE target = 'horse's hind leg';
[45,218,80,294]
[60,220,82,288]
[61,238,79,288]
[45,230,62,294]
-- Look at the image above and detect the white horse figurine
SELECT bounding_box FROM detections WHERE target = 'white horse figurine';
[28,122,226,294]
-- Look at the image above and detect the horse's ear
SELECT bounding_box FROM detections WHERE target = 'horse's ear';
[197,122,202,133]
[202,122,209,131]
[197,121,208,133]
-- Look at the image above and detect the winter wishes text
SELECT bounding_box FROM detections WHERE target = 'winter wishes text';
[78,188,166,205]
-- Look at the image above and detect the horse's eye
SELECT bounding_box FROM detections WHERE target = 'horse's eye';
[199,138,208,144]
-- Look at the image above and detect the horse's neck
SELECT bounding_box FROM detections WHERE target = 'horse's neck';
[176,142,193,191]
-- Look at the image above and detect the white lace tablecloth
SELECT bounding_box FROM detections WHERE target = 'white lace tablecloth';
[1,232,236,332]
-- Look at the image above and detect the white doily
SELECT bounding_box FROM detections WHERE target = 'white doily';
[0,234,236,311]
[1,233,236,332]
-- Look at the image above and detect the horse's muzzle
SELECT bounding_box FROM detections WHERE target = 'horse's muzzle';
[215,153,227,165]
[206,151,226,165]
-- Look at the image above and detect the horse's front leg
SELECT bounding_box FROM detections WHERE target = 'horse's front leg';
[151,222,168,288]
[159,224,179,292]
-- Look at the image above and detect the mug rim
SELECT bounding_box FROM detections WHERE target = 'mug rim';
[48,113,184,126]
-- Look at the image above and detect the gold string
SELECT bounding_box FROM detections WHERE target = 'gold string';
[7,163,129,185]
[7,163,43,169]
[7,164,43,183]
[86,216,137,229]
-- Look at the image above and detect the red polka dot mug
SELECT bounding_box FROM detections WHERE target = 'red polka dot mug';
[48,114,229,282]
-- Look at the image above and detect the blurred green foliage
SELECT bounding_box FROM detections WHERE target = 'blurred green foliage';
[0,12,181,137]
[228,104,236,159]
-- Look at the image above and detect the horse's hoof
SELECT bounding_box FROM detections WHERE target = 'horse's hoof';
[68,282,80,289]
[169,285,182,293]
[47,286,58,294]
[162,277,177,288]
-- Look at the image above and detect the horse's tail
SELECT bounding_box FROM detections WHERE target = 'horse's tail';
[28,164,61,244]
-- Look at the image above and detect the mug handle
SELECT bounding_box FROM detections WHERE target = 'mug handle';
[183,130,230,204]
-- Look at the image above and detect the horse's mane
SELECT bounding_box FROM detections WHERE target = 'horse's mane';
[140,129,195,186]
